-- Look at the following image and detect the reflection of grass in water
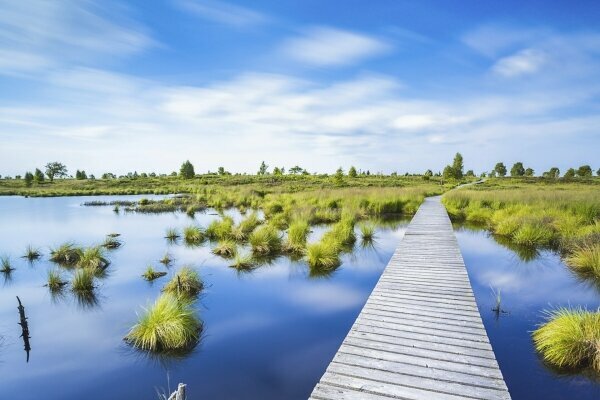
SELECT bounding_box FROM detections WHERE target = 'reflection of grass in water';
[73,289,100,310]
[125,293,202,353]
[0,255,14,273]
[492,234,541,262]
[72,268,96,292]
[533,308,600,373]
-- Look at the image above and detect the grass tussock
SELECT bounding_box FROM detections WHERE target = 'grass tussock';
[142,265,167,281]
[102,236,122,249]
[50,243,82,266]
[205,216,234,240]
[159,252,173,266]
[533,308,600,372]
[0,255,14,273]
[229,253,255,270]
[306,240,341,272]
[78,246,110,271]
[231,213,262,241]
[211,239,237,258]
[163,267,203,298]
[183,225,204,245]
[565,243,600,279]
[23,245,42,261]
[124,293,201,352]
[249,225,282,255]
[165,228,180,241]
[359,223,377,242]
[46,269,67,290]
[283,219,310,253]
[72,268,95,292]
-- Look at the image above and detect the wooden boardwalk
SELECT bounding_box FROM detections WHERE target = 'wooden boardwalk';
[310,196,511,400]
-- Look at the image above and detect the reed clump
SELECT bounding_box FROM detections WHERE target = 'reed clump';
[533,308,600,372]
[124,293,201,352]
[565,243,600,279]
[165,228,180,241]
[359,223,376,242]
[205,216,234,240]
[102,236,122,249]
[46,269,67,290]
[72,268,95,292]
[163,267,203,298]
[231,213,262,241]
[229,253,255,270]
[0,255,14,273]
[159,252,173,266]
[78,246,110,271]
[306,240,341,271]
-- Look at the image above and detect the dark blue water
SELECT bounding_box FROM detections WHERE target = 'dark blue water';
[0,195,407,399]
[456,226,600,399]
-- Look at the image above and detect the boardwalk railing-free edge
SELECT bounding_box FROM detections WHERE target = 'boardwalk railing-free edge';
[310,196,511,400]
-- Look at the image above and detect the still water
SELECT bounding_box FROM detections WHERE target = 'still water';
[0,195,407,399]
[456,225,600,399]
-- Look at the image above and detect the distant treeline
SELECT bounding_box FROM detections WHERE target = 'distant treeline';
[2,157,599,185]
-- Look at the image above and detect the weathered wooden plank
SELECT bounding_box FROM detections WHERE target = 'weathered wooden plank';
[310,197,511,399]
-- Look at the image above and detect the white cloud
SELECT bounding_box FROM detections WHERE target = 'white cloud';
[0,0,153,76]
[281,27,390,67]
[492,48,546,77]
[175,0,267,27]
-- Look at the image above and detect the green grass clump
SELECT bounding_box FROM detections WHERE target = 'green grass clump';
[231,213,262,241]
[283,220,310,253]
[229,253,255,270]
[159,252,173,266]
[565,243,600,278]
[165,228,180,241]
[72,268,95,292]
[46,269,67,290]
[124,293,201,352]
[359,223,376,241]
[23,245,42,261]
[0,255,14,273]
[205,216,234,240]
[50,243,82,266]
[102,236,122,249]
[211,239,237,258]
[249,225,282,255]
[183,225,204,245]
[142,265,167,281]
[78,246,110,271]
[323,216,356,247]
[306,240,341,271]
[512,222,555,246]
[163,267,203,298]
[533,308,600,372]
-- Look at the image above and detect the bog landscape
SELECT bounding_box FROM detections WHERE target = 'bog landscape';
[1,1,599,400]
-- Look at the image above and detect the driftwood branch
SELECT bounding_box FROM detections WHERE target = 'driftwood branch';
[16,296,31,362]
[167,383,186,400]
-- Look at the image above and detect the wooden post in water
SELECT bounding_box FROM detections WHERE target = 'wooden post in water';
[16,296,31,362]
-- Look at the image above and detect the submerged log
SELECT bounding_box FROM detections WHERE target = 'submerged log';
[16,296,31,362]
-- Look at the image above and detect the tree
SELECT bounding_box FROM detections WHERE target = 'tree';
[348,166,358,178]
[564,168,576,178]
[24,172,33,187]
[494,162,507,177]
[75,170,87,180]
[524,168,534,177]
[45,162,68,182]
[34,168,45,183]
[289,166,303,175]
[424,169,433,177]
[443,165,455,180]
[102,172,116,179]
[452,153,464,179]
[597,168,600,177]
[273,167,283,176]
[576,165,592,177]
[465,170,475,177]
[217,166,227,175]
[179,160,195,179]
[510,162,525,177]
[258,161,269,175]
[543,167,560,179]
[334,167,344,184]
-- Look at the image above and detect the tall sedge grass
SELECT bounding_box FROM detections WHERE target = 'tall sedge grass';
[125,293,201,352]
[72,268,95,292]
[565,243,600,279]
[50,243,82,266]
[205,216,234,240]
[533,308,600,372]
[159,252,173,266]
[0,255,14,273]
[306,240,340,271]
[102,236,122,249]
[78,246,110,271]
[359,223,376,241]
[165,228,180,241]
[232,213,262,241]
[47,269,67,290]
[142,265,167,281]
[229,252,254,270]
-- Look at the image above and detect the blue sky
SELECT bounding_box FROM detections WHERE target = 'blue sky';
[1,0,599,176]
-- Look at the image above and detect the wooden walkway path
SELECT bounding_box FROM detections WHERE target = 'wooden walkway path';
[310,196,511,400]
